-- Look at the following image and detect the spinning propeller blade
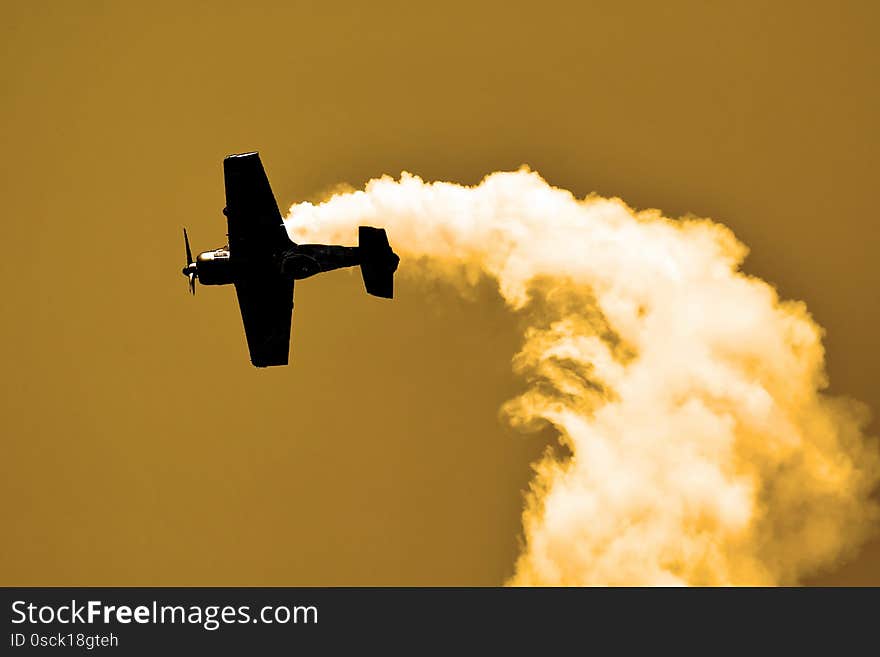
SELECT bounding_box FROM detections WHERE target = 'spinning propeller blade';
[182,228,197,295]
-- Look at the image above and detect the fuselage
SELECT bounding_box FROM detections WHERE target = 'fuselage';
[182,243,361,287]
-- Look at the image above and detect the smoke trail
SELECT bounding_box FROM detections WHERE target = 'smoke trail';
[284,168,880,585]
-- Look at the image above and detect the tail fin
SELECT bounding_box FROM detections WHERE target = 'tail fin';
[359,226,400,299]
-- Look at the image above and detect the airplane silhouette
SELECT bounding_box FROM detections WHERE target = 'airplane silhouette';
[182,152,399,367]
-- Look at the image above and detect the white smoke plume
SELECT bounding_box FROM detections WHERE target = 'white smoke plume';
[284,168,880,585]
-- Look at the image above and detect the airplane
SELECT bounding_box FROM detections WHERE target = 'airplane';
[181,152,400,367]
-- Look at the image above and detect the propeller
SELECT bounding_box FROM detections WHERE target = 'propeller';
[182,228,197,295]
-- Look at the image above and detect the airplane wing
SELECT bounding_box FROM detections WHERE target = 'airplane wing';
[234,274,295,367]
[224,152,292,258]
[224,151,296,367]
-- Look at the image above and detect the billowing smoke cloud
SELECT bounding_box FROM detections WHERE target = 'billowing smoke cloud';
[284,168,880,585]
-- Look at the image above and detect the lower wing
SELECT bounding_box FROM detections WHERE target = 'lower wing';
[234,275,295,367]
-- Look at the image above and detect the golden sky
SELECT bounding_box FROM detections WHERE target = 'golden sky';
[2,0,878,585]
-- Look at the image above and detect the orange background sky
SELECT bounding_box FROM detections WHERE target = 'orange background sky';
[2,0,878,584]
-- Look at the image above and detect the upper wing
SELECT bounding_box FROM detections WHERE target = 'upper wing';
[224,152,292,258]
[234,275,295,367]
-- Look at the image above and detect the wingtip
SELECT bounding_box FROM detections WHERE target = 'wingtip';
[250,353,290,368]
[225,151,259,160]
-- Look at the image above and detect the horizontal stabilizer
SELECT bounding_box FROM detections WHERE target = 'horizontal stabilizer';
[359,226,400,299]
